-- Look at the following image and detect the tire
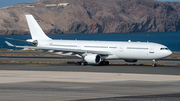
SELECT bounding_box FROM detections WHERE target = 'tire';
[105,61,109,65]
[76,62,81,65]
[84,62,88,65]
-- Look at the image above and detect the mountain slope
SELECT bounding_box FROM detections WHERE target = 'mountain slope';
[0,0,180,35]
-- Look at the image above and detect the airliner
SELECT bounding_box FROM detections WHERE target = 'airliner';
[5,15,172,66]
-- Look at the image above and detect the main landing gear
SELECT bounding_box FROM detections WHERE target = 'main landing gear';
[76,61,110,66]
[76,61,88,66]
[152,59,157,67]
[99,61,109,65]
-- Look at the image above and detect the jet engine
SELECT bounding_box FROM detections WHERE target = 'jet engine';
[26,39,38,46]
[124,59,138,63]
[84,54,101,64]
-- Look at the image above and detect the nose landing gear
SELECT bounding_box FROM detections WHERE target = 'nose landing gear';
[152,59,157,67]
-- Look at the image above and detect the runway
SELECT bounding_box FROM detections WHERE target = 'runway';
[0,63,180,101]
[0,52,180,101]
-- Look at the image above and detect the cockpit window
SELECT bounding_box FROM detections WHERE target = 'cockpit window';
[160,48,168,50]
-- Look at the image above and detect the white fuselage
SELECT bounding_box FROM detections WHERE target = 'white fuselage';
[37,40,172,60]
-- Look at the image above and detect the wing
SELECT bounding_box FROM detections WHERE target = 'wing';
[5,41,111,55]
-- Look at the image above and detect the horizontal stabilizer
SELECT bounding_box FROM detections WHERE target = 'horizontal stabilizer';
[6,38,27,43]
[5,41,14,47]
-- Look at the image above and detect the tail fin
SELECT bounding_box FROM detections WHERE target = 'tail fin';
[25,15,51,40]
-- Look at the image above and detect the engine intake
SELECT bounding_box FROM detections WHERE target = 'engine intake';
[84,54,101,64]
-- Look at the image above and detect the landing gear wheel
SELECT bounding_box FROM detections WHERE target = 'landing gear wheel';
[152,63,157,67]
[84,62,88,65]
[105,61,109,65]
[76,62,81,65]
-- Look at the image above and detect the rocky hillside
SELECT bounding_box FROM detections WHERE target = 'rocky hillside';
[0,0,180,35]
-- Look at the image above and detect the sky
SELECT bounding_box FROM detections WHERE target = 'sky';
[0,0,179,8]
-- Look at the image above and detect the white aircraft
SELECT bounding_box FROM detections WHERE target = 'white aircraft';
[5,15,172,66]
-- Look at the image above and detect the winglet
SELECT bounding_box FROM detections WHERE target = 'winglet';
[5,41,14,47]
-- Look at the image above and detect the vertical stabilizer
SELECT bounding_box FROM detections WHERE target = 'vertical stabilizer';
[25,15,51,40]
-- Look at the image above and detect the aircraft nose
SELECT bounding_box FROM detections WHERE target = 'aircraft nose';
[168,50,172,56]
[165,50,172,57]
[161,49,172,58]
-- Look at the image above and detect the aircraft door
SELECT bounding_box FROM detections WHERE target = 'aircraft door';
[47,41,53,46]
[149,45,155,53]
[46,42,49,46]
[119,44,124,52]
[78,43,82,50]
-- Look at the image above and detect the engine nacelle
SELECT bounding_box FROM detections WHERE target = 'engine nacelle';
[124,59,138,63]
[84,54,101,64]
[26,39,38,46]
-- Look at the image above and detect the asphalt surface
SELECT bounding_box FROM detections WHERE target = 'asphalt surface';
[1,81,180,101]
[0,63,180,75]
[75,93,180,101]
[0,54,180,101]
